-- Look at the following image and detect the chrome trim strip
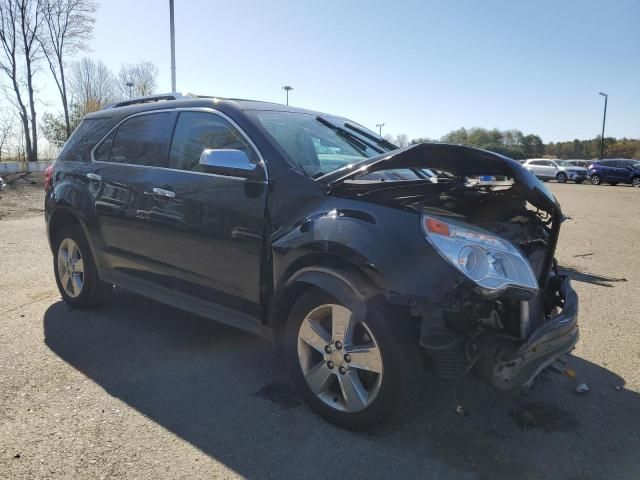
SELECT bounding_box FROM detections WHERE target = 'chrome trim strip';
[89,107,269,182]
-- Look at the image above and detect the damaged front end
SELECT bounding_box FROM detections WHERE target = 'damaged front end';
[321,143,579,389]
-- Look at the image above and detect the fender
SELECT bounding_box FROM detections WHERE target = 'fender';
[269,265,383,346]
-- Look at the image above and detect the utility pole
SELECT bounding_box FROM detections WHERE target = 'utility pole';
[282,85,293,105]
[598,92,608,159]
[376,123,385,137]
[170,0,176,91]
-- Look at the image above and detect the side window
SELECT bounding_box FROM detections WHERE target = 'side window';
[93,130,114,162]
[107,112,174,167]
[169,111,255,172]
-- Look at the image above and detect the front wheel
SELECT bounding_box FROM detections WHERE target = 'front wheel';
[591,174,601,185]
[285,289,419,430]
[633,177,640,188]
[53,225,112,308]
[556,172,567,183]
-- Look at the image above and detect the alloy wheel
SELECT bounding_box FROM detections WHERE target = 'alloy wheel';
[591,175,601,185]
[633,177,640,188]
[297,304,383,413]
[57,238,84,298]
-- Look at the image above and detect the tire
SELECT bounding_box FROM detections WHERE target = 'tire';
[575,179,584,184]
[53,225,112,308]
[556,172,567,183]
[284,288,420,431]
[633,177,640,188]
[590,174,601,185]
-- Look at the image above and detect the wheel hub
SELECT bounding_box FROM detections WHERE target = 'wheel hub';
[297,303,384,413]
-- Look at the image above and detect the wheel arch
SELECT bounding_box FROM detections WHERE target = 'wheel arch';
[47,207,98,265]
[267,254,383,348]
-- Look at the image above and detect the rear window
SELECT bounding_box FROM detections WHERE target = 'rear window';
[58,118,109,160]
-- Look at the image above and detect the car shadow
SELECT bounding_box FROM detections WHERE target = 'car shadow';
[43,290,640,480]
[560,266,628,287]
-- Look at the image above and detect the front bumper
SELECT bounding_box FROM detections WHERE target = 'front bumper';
[488,275,579,389]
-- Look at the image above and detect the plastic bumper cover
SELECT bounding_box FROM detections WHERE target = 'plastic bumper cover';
[490,275,579,389]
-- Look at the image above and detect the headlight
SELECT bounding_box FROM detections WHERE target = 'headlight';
[421,215,538,295]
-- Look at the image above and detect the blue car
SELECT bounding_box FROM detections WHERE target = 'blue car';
[588,159,640,187]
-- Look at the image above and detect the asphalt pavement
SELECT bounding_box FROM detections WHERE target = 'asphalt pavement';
[1,182,639,479]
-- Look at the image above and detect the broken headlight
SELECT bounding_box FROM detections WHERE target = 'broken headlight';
[421,215,539,295]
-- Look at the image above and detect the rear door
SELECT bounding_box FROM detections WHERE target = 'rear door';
[91,111,177,278]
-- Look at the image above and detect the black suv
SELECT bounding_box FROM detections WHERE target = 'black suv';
[45,94,579,430]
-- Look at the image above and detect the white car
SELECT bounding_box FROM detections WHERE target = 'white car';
[522,159,587,183]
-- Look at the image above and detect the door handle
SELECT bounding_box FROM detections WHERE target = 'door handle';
[151,187,176,198]
[86,173,101,181]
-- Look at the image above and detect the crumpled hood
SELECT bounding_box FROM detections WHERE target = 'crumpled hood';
[317,143,562,216]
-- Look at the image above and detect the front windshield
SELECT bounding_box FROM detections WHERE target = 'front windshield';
[251,111,385,177]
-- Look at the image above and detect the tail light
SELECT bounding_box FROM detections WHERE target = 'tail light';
[44,164,54,192]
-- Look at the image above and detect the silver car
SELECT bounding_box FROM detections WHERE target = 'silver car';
[522,159,587,184]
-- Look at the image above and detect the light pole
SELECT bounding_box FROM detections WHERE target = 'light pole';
[376,123,385,137]
[169,0,176,91]
[282,85,293,105]
[598,92,608,159]
[125,82,134,98]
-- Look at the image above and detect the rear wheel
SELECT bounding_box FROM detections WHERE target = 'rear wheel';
[590,174,601,185]
[285,289,419,430]
[556,172,567,183]
[633,177,640,188]
[53,225,112,308]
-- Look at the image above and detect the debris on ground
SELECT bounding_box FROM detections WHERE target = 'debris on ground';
[575,383,590,394]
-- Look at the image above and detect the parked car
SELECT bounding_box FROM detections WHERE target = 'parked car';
[565,159,593,169]
[588,159,640,187]
[522,159,587,183]
[44,93,579,430]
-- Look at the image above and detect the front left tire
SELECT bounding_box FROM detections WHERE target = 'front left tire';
[284,288,420,430]
[53,225,112,308]
[556,172,568,183]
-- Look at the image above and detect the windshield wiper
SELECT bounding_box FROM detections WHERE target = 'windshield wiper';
[316,116,384,154]
[344,122,398,151]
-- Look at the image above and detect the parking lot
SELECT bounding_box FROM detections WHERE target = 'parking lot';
[1,180,639,480]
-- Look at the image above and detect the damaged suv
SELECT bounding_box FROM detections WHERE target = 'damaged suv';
[45,94,579,430]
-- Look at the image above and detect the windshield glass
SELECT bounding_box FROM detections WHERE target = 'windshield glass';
[251,111,386,177]
[556,160,572,167]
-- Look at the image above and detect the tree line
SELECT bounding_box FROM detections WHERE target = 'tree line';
[383,127,640,160]
[0,0,159,161]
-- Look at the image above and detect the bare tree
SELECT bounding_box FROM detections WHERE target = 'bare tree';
[68,57,117,113]
[17,0,42,161]
[38,0,97,138]
[395,134,409,148]
[0,0,34,161]
[118,61,158,98]
[0,107,16,161]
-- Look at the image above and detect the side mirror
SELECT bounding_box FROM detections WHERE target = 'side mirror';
[199,149,260,178]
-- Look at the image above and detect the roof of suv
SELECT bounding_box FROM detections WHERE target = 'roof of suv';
[84,94,334,120]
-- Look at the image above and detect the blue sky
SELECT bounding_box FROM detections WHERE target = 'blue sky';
[40,0,639,142]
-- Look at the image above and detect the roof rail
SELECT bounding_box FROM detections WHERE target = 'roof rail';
[103,92,198,109]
